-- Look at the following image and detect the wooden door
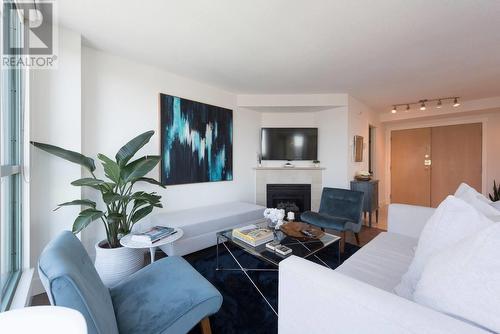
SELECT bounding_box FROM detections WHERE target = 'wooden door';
[391,128,431,206]
[430,123,482,207]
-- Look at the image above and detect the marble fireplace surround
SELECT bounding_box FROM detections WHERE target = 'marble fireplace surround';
[255,167,325,211]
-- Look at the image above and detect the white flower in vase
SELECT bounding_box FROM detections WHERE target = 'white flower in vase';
[263,208,286,230]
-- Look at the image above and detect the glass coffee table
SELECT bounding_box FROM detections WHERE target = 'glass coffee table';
[216,221,341,316]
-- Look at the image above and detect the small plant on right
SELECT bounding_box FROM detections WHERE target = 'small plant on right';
[489,180,500,202]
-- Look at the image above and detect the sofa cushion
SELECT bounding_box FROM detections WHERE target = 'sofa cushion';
[394,196,493,299]
[414,223,500,333]
[454,182,500,217]
[335,232,417,292]
[149,202,265,238]
[110,256,222,334]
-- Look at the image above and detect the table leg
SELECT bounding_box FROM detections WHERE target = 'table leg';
[369,212,372,228]
[222,242,278,316]
[216,236,220,270]
[149,246,157,263]
[376,209,379,223]
[338,241,341,265]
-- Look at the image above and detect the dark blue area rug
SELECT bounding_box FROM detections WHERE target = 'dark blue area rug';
[185,242,360,334]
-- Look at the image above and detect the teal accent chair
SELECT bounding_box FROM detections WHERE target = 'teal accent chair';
[301,187,364,252]
[38,231,222,334]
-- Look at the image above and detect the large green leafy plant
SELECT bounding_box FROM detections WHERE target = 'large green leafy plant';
[31,130,165,248]
[490,180,500,202]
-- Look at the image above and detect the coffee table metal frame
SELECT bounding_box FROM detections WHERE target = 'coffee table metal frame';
[215,228,341,316]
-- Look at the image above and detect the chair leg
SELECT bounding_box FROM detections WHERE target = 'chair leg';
[340,231,346,253]
[354,232,360,245]
[199,317,212,334]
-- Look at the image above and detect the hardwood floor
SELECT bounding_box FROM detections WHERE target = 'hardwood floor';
[31,291,50,306]
[31,206,389,306]
[328,205,387,247]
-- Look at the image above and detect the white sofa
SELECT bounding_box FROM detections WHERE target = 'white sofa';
[278,204,490,334]
[148,201,265,256]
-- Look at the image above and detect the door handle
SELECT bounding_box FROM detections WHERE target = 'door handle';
[424,159,432,166]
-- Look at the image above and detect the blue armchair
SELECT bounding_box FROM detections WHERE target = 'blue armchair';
[38,231,222,334]
[301,187,364,252]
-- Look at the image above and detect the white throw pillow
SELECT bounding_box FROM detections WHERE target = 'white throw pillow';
[414,223,500,333]
[454,183,500,217]
[394,195,493,299]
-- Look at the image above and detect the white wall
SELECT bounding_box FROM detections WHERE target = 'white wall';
[81,47,261,254]
[257,97,385,199]
[254,96,385,191]
[261,112,318,128]
[30,28,82,293]
[348,96,385,200]
[258,108,352,188]
[318,107,350,188]
[484,111,500,196]
[238,94,348,108]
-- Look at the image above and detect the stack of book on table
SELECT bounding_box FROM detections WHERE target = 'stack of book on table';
[131,226,176,244]
[232,224,274,247]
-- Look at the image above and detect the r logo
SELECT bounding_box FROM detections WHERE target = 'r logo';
[3,1,54,55]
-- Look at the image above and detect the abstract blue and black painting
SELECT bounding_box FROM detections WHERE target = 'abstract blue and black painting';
[159,93,233,185]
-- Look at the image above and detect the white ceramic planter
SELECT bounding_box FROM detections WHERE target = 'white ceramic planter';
[94,240,144,287]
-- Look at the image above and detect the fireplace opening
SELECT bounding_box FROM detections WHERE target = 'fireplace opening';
[266,184,311,220]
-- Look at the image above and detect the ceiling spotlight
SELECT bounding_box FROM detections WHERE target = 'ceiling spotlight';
[453,97,460,107]
[391,106,397,114]
[406,104,410,111]
[420,102,426,111]
[436,100,442,108]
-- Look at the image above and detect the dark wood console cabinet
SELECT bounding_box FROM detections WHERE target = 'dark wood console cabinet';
[350,179,379,227]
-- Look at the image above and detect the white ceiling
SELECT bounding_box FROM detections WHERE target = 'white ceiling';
[58,0,500,111]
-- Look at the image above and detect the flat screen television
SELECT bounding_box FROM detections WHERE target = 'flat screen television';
[261,128,318,160]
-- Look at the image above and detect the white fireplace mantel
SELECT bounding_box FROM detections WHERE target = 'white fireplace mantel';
[253,167,326,171]
[255,168,324,211]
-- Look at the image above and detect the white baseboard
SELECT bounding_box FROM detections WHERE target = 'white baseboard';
[30,275,45,298]
[10,268,35,309]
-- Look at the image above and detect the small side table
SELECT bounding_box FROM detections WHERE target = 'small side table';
[120,228,183,263]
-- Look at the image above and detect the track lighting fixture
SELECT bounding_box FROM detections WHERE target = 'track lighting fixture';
[420,101,426,111]
[389,97,460,114]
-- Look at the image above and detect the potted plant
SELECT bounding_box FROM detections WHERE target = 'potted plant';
[490,180,499,202]
[32,130,165,286]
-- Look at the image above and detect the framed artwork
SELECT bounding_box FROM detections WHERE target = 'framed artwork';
[159,93,233,185]
[354,135,364,162]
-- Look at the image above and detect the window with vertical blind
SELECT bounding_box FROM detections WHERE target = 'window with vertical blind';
[0,3,24,311]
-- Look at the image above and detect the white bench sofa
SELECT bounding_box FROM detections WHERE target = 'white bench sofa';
[278,204,490,334]
[148,201,265,256]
